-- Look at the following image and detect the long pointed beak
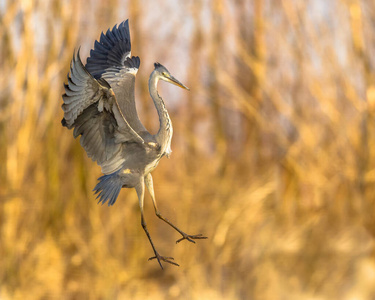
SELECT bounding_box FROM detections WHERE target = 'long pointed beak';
[167,75,190,91]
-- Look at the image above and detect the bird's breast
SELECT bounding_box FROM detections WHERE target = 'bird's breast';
[144,125,173,175]
[144,155,162,175]
[161,125,173,158]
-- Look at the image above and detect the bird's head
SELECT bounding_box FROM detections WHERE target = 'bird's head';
[153,62,190,90]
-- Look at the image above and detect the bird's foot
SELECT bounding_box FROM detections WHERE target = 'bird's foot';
[176,233,208,244]
[148,252,179,269]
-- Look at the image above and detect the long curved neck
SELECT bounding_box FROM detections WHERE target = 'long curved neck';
[148,71,173,152]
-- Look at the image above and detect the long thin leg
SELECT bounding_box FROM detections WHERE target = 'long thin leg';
[135,179,179,269]
[144,173,207,244]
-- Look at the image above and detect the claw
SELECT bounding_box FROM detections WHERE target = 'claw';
[176,233,208,244]
[149,253,180,269]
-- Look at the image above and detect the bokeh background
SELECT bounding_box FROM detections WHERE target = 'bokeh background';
[1,0,375,299]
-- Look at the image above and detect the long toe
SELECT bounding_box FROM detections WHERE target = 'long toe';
[176,233,208,244]
[149,253,180,268]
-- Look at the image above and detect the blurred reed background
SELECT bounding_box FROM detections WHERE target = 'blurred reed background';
[1,0,375,299]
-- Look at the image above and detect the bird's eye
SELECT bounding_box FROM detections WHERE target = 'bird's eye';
[162,72,168,78]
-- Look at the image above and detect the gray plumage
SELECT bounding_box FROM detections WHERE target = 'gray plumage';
[61,20,206,269]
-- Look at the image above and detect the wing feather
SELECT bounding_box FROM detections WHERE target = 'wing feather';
[85,19,147,133]
[62,49,144,174]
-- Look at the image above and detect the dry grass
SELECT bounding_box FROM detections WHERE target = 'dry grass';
[1,0,375,299]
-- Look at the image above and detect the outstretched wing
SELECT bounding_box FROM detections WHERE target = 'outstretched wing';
[62,49,144,174]
[85,20,147,133]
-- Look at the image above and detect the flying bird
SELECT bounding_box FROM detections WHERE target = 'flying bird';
[61,20,207,269]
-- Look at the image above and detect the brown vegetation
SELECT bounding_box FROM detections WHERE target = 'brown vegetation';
[1,0,375,299]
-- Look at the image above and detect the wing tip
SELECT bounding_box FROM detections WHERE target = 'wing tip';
[85,19,132,77]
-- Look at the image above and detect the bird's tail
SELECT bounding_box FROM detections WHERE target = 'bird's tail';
[93,172,123,206]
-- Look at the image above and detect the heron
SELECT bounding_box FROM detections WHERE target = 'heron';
[61,20,207,269]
